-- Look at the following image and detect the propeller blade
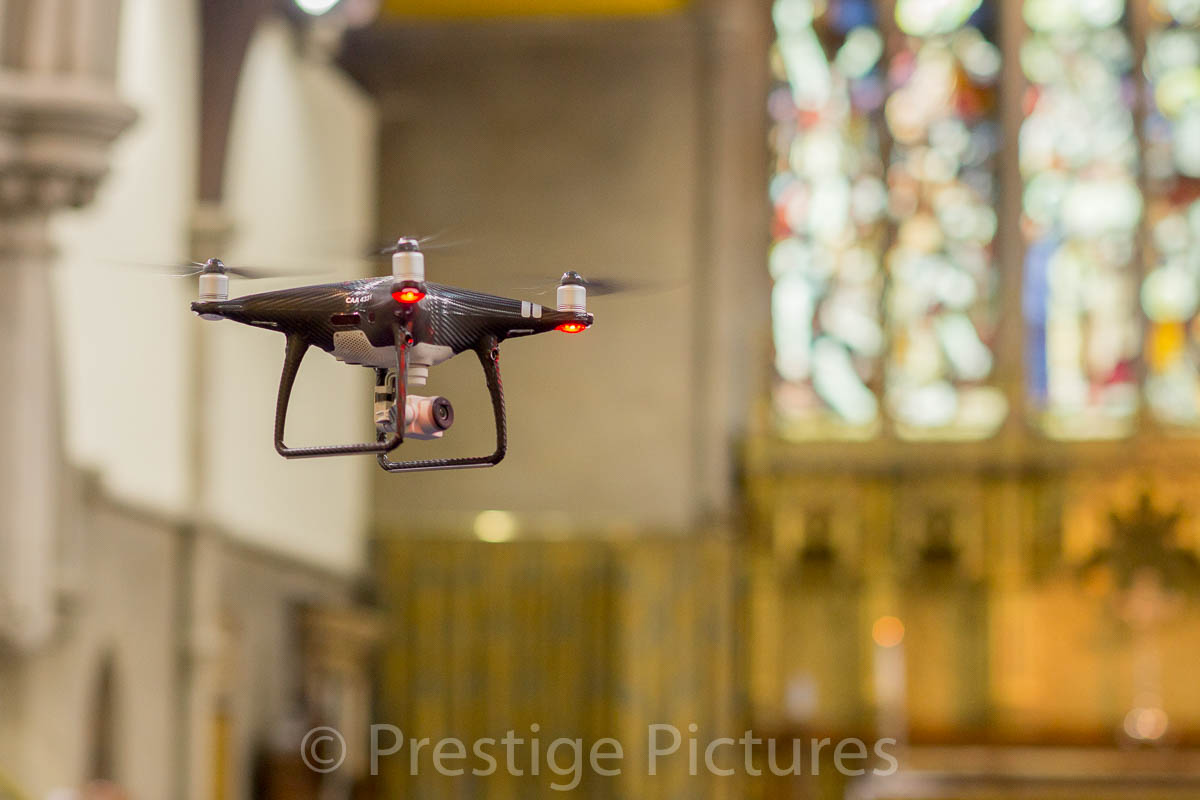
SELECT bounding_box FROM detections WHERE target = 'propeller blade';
[98,258,335,279]
[222,265,287,279]
[504,275,679,299]
[580,277,643,296]
[369,228,472,257]
[97,260,205,276]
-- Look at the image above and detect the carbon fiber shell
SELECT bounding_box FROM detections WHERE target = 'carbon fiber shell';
[190,277,593,357]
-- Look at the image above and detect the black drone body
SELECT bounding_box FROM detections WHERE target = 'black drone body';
[188,241,593,473]
[192,277,592,364]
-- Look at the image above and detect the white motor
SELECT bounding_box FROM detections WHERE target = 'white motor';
[389,237,427,306]
[391,237,425,283]
[197,258,229,320]
[557,271,587,312]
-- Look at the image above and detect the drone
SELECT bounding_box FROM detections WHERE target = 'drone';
[188,238,594,473]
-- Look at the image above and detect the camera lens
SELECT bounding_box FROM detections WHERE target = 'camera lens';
[431,397,454,430]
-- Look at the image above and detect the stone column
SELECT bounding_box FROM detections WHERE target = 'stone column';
[179,204,233,800]
[692,0,771,523]
[0,4,135,649]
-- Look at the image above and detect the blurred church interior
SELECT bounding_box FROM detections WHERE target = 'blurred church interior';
[4,0,1200,797]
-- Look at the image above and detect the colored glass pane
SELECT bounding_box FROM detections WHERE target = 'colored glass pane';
[1020,0,1141,438]
[1142,0,1200,426]
[884,0,1007,439]
[769,0,888,439]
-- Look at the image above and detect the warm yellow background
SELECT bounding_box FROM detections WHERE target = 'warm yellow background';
[381,0,688,18]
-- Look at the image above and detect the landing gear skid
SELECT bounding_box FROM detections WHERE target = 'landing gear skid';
[376,335,507,473]
[272,326,507,471]
[274,323,408,458]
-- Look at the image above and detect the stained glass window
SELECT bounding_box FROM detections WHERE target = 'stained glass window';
[768,0,1004,440]
[884,0,1006,439]
[1142,0,1200,427]
[768,0,1200,441]
[1020,0,1142,439]
[769,0,888,439]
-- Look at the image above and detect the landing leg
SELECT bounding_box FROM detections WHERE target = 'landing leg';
[274,325,407,458]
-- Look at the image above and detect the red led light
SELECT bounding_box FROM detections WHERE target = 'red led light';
[392,288,425,304]
[556,322,587,334]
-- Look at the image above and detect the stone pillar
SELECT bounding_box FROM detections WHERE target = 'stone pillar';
[0,6,135,649]
[692,0,771,524]
[180,203,234,800]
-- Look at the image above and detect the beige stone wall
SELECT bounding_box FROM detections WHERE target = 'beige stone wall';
[216,536,361,800]
[0,481,357,798]
[0,494,179,798]
[368,16,703,531]
[52,0,199,515]
[204,15,379,573]
[354,3,769,533]
[54,3,380,575]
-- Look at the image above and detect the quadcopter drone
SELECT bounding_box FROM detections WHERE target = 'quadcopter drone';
[188,238,593,473]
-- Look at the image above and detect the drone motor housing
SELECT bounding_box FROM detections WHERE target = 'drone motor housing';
[557,270,586,313]
[197,270,229,320]
[391,239,426,303]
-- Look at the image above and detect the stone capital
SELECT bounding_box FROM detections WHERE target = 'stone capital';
[0,69,133,650]
[0,71,135,216]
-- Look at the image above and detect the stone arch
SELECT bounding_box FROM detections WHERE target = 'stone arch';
[197,0,275,205]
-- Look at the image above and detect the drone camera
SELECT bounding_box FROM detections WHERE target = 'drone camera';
[374,377,453,439]
[404,394,454,439]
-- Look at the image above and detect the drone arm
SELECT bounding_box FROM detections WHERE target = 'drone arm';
[274,326,406,458]
[377,335,507,473]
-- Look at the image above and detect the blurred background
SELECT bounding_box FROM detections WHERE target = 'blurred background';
[4,0,1200,797]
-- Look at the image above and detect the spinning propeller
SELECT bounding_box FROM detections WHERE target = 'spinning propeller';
[171,257,318,319]
[165,258,280,280]
[111,256,326,318]
[371,231,659,309]
[369,230,469,256]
